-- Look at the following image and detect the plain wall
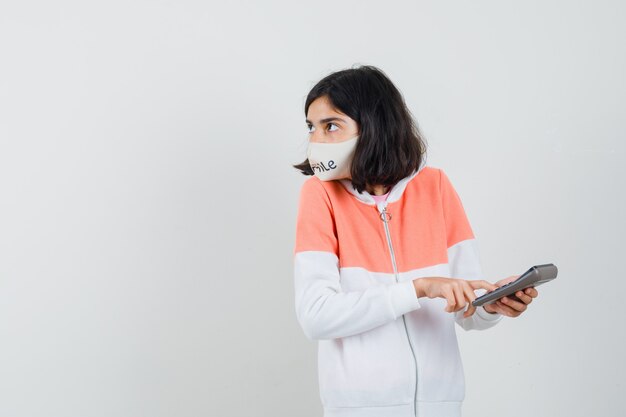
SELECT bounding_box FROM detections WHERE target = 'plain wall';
[0,1,624,416]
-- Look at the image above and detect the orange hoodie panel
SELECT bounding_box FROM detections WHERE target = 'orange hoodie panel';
[294,167,475,274]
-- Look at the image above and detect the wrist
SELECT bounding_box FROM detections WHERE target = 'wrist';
[412,278,424,298]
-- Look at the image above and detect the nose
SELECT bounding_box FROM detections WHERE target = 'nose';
[309,129,328,144]
[309,130,321,143]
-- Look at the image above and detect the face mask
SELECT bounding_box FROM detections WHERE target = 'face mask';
[306,135,358,181]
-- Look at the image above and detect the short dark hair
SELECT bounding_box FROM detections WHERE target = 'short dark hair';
[293,64,428,194]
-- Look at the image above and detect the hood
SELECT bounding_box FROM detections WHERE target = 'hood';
[338,155,428,205]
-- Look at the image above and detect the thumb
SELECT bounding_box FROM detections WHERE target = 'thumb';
[495,274,521,287]
[469,279,498,292]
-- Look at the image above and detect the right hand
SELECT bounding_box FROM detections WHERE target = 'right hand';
[413,277,498,318]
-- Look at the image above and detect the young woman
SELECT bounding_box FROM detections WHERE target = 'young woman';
[292,65,539,417]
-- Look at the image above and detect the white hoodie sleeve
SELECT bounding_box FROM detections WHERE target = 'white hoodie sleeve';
[438,169,504,331]
[293,178,421,341]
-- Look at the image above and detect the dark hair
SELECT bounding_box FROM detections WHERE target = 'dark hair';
[293,64,428,194]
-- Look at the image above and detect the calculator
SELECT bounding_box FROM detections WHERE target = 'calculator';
[472,263,558,307]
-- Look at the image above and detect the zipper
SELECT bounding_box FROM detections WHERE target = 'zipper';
[378,202,418,417]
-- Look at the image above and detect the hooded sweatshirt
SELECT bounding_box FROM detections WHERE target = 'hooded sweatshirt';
[293,160,503,417]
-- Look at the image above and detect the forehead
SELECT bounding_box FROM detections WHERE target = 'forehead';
[306,96,347,122]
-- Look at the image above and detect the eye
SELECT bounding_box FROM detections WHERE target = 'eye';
[306,124,314,133]
[327,123,338,132]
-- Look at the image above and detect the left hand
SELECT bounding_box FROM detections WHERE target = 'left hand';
[483,275,539,317]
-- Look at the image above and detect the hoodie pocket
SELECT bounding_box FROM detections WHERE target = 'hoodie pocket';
[317,318,415,408]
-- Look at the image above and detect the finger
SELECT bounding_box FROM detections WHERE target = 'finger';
[506,293,522,303]
[501,296,527,313]
[488,302,505,315]
[462,283,477,317]
[514,290,532,304]
[442,287,456,313]
[496,274,521,288]
[452,283,466,312]
[469,280,498,292]
[525,287,539,298]
[446,283,462,312]
[484,302,504,316]
[495,300,519,317]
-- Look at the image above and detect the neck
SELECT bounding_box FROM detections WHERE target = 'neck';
[367,184,390,196]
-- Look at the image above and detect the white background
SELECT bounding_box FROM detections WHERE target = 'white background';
[0,1,624,416]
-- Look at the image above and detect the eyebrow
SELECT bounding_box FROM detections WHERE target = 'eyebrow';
[305,117,346,125]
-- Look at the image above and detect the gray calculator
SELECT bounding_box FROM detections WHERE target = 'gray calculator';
[472,263,558,307]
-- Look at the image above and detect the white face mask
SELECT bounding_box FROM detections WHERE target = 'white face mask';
[306,135,359,181]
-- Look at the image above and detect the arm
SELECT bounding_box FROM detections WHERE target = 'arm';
[293,179,421,341]
[294,251,421,340]
[437,169,503,331]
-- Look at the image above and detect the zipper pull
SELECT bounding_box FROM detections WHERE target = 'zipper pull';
[379,204,392,222]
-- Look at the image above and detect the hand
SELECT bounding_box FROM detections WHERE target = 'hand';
[413,277,498,318]
[483,275,539,317]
